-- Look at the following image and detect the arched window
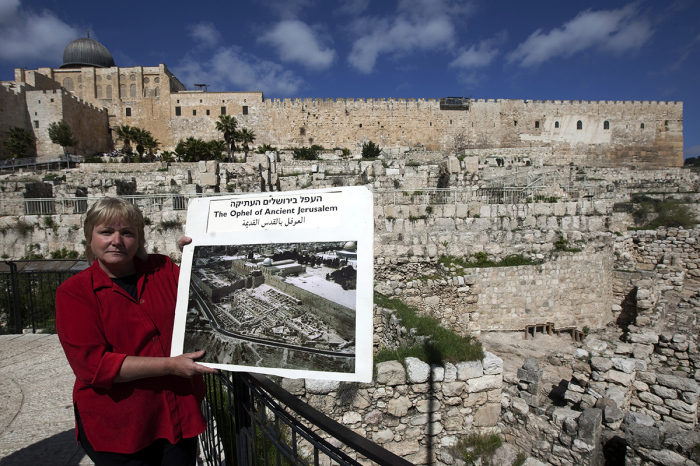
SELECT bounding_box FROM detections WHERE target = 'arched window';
[154,87,160,97]
[77,75,82,83]
[640,123,645,129]
[63,77,74,92]
[106,85,112,99]
[577,120,583,130]
[555,121,559,129]
[120,84,125,98]
[130,84,136,98]
[96,85,102,99]
[130,74,136,81]
[535,121,540,129]
[604,121,610,130]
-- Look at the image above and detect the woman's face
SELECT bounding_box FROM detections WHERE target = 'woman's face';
[90,218,139,278]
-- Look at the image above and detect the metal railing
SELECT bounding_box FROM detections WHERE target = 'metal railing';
[201,371,413,466]
[0,192,232,216]
[0,155,80,171]
[0,263,414,465]
[0,260,87,334]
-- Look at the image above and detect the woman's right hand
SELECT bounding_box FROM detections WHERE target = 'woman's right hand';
[168,350,218,378]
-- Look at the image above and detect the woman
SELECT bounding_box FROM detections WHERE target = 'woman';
[56,197,216,465]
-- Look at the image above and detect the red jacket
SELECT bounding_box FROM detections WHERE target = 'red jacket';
[56,255,206,453]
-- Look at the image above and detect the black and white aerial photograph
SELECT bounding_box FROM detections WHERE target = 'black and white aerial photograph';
[182,241,359,374]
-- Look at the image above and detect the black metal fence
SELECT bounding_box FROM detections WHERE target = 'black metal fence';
[0,260,88,334]
[201,371,413,466]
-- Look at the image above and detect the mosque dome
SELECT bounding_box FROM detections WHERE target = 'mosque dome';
[262,258,273,266]
[60,38,115,68]
[343,241,357,251]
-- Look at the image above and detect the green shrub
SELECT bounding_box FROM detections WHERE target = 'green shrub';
[292,146,318,160]
[554,236,582,253]
[440,253,539,269]
[159,219,182,230]
[631,197,698,229]
[455,432,502,466]
[374,292,483,364]
[361,141,381,158]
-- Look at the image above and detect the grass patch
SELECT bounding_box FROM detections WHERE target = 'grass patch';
[554,236,582,253]
[455,432,502,466]
[374,292,483,364]
[630,196,698,229]
[159,219,182,230]
[16,220,34,237]
[50,248,80,259]
[439,253,540,269]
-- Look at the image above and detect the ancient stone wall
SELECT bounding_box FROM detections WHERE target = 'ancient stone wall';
[0,83,33,157]
[8,66,684,168]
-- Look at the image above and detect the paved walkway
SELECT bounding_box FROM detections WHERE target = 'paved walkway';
[0,334,91,465]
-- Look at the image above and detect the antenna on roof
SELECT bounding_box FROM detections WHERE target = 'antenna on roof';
[194,83,208,92]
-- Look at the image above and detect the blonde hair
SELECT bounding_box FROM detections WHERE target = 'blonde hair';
[84,197,148,264]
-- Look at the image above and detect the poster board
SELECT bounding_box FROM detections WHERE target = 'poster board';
[171,186,374,382]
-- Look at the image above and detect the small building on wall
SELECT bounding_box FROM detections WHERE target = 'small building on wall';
[1,37,684,168]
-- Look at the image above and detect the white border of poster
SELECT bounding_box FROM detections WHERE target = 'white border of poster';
[171,186,374,382]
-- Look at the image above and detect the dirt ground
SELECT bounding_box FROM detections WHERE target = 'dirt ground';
[480,330,580,398]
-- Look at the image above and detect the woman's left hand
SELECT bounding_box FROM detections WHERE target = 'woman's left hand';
[177,236,192,252]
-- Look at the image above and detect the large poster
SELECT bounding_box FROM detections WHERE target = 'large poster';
[171,187,374,382]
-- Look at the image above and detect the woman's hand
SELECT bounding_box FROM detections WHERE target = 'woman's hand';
[167,350,219,378]
[177,236,192,252]
[115,350,217,382]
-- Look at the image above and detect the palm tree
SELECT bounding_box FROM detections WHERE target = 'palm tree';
[114,125,137,163]
[237,128,256,161]
[207,140,227,162]
[215,115,238,162]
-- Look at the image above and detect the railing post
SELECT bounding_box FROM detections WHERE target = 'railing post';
[4,261,22,334]
[233,372,252,466]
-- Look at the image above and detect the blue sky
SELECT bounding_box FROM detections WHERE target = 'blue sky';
[1,0,699,158]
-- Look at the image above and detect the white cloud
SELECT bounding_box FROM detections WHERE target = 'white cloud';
[449,32,506,69]
[172,47,304,96]
[188,22,221,48]
[348,0,475,74]
[507,3,653,67]
[0,0,80,64]
[258,20,335,70]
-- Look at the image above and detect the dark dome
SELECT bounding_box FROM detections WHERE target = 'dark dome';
[60,38,115,68]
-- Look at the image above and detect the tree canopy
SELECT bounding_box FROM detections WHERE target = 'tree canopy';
[3,127,35,159]
[47,120,78,153]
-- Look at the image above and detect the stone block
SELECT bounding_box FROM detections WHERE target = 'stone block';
[482,351,503,375]
[466,374,501,393]
[611,357,637,374]
[442,381,466,397]
[625,425,661,450]
[473,403,501,427]
[591,357,613,372]
[577,408,603,446]
[607,370,634,386]
[405,357,430,383]
[387,396,411,417]
[652,384,678,399]
[376,361,406,386]
[305,379,340,394]
[456,360,483,380]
